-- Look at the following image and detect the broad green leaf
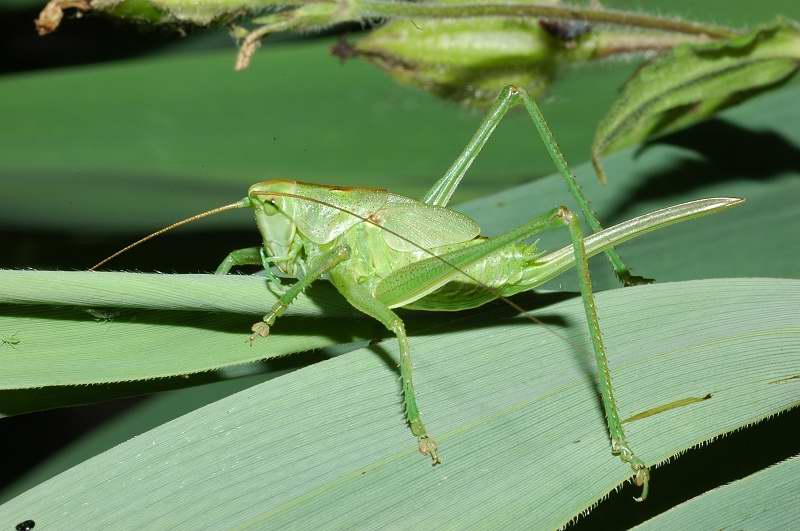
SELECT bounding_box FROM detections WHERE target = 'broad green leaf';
[0,278,797,529]
[592,22,800,183]
[635,454,800,529]
[0,341,364,418]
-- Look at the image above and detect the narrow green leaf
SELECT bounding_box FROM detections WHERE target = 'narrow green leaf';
[0,278,797,529]
[0,271,375,389]
[592,21,800,182]
[0,270,353,315]
[635,454,800,529]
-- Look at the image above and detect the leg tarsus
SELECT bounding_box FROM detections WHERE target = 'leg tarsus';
[249,300,287,344]
[633,465,650,502]
[618,270,655,287]
[248,321,271,344]
[419,436,441,465]
[613,440,650,501]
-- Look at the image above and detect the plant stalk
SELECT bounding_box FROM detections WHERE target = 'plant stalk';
[353,1,740,39]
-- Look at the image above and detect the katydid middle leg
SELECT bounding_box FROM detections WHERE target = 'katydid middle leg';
[423,85,651,286]
[328,268,440,465]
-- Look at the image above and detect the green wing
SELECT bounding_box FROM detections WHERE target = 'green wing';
[290,183,389,244]
[377,204,480,252]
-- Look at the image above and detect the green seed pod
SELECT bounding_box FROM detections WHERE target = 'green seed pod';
[344,10,708,107]
[348,18,564,106]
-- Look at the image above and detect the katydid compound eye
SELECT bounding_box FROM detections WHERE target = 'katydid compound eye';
[262,200,280,215]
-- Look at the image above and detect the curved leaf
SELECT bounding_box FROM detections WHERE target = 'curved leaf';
[592,22,800,182]
[635,454,800,529]
[0,278,797,528]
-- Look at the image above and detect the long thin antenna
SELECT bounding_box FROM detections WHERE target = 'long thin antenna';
[89,198,250,271]
[252,190,569,341]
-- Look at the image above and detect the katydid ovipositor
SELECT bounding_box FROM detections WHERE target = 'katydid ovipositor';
[90,86,743,500]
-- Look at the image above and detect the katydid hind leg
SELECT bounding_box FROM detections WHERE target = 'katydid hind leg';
[515,88,652,286]
[329,269,440,465]
[425,82,649,285]
[250,245,351,342]
[558,206,650,500]
[423,86,517,207]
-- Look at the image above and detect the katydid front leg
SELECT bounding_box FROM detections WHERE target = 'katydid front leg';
[215,246,262,274]
[328,269,440,465]
[424,85,651,286]
[249,245,352,343]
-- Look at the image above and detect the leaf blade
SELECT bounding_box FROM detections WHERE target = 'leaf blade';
[0,278,798,529]
[0,271,375,389]
[634,454,800,529]
[592,22,800,182]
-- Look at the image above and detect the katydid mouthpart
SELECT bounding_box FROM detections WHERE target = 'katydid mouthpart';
[89,86,744,501]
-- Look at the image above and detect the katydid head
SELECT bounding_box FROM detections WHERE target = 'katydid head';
[88,180,303,274]
[248,180,302,276]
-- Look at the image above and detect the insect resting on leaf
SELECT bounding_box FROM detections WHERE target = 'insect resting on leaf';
[90,85,743,501]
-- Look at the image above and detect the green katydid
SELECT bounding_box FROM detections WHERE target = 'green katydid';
[90,85,743,500]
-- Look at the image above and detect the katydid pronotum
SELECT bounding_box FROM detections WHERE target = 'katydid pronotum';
[90,86,742,500]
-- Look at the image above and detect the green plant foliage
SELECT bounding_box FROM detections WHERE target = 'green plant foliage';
[634,455,800,529]
[351,18,562,106]
[1,76,798,525]
[0,41,631,233]
[3,3,800,525]
[349,17,706,107]
[0,272,370,389]
[592,21,800,182]
[0,278,798,528]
